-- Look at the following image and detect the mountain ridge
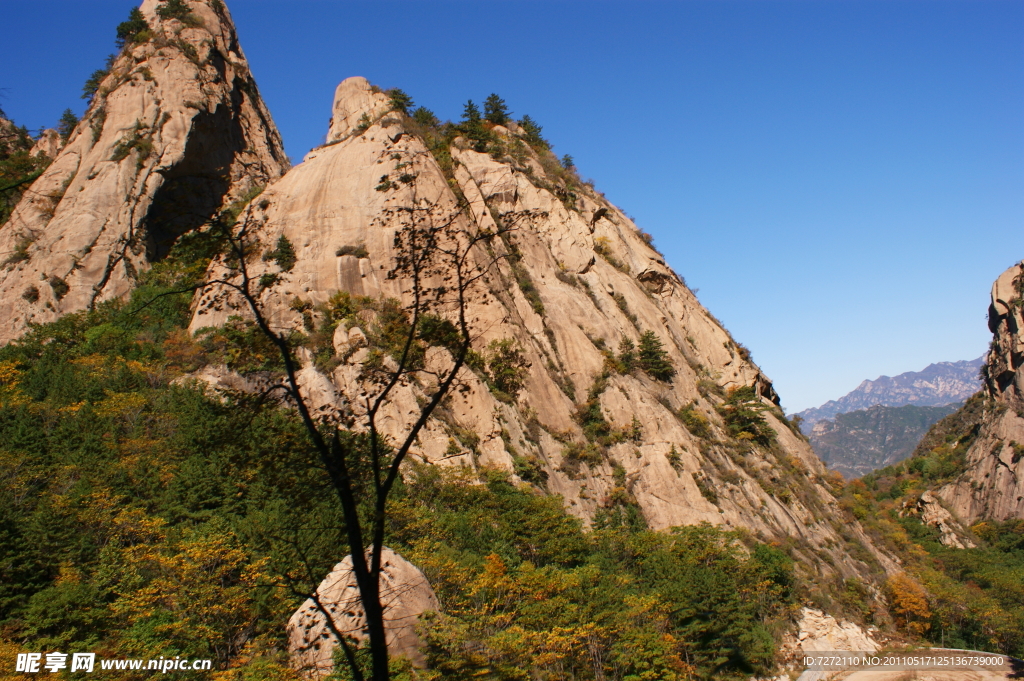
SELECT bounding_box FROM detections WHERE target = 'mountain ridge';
[794,357,983,428]
[810,402,962,479]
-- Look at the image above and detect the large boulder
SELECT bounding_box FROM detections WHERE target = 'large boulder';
[286,547,439,677]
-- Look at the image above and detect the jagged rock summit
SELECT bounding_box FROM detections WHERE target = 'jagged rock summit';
[0,0,287,343]
[191,75,895,581]
[795,357,983,428]
[937,262,1024,522]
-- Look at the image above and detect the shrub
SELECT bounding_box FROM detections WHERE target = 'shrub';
[48,276,69,301]
[486,338,530,399]
[110,120,154,168]
[335,244,369,258]
[561,154,575,170]
[4,236,33,266]
[22,286,39,303]
[115,7,151,49]
[262,235,296,272]
[679,402,711,439]
[638,330,674,381]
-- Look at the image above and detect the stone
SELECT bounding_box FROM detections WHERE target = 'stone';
[0,0,287,344]
[901,491,976,549]
[793,607,879,653]
[286,547,439,677]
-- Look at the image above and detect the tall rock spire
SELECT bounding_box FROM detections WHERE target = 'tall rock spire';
[938,262,1024,522]
[0,0,287,343]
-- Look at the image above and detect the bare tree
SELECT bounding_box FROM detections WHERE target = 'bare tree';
[199,187,512,680]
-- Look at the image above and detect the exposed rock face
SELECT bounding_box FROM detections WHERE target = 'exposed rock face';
[792,607,879,653]
[286,547,439,678]
[795,358,983,428]
[938,263,1024,522]
[0,0,287,344]
[900,490,976,549]
[29,129,64,160]
[192,76,896,581]
[810,403,961,479]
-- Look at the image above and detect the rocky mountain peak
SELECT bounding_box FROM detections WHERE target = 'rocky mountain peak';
[0,0,287,343]
[189,76,895,582]
[936,262,1024,522]
[794,357,983,428]
[326,76,394,143]
[983,262,1024,404]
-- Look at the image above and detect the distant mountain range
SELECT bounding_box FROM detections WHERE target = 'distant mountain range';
[793,357,984,428]
[808,403,962,479]
[793,357,984,478]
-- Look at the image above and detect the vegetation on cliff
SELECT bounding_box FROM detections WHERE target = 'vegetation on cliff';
[0,233,799,680]
[0,114,51,230]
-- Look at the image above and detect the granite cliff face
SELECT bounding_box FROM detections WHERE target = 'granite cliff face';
[0,0,286,343]
[189,76,894,581]
[937,263,1024,522]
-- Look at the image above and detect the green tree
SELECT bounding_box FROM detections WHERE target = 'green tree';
[462,100,481,124]
[82,55,116,101]
[412,107,438,128]
[718,386,774,446]
[386,89,413,115]
[57,109,79,141]
[638,330,674,381]
[561,154,575,170]
[157,0,192,21]
[486,338,530,399]
[518,114,547,149]
[483,93,510,125]
[618,336,636,372]
[115,7,151,49]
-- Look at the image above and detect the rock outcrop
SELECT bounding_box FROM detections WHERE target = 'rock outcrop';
[286,547,439,678]
[191,76,896,582]
[29,129,64,160]
[792,607,879,653]
[938,263,1024,522]
[900,490,976,549]
[0,0,287,343]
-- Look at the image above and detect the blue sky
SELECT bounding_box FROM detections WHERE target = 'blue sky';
[2,0,1021,412]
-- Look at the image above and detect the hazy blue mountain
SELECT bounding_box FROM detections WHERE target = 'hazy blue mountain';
[793,357,983,428]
